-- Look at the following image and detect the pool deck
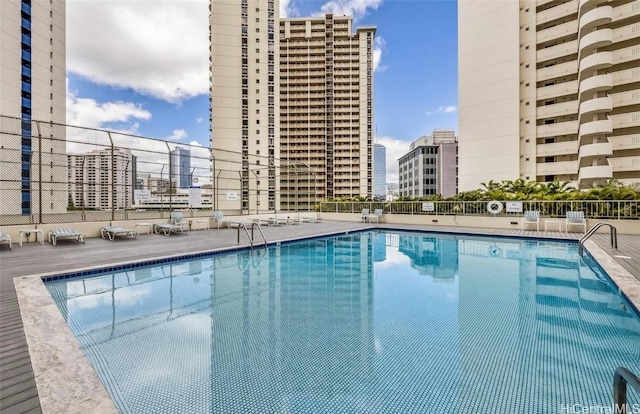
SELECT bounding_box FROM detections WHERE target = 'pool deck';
[1,221,639,414]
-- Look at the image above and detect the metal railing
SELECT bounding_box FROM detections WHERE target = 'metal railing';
[319,200,640,220]
[614,367,640,414]
[236,222,267,249]
[578,222,618,256]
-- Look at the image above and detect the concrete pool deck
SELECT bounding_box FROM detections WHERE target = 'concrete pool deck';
[1,221,639,413]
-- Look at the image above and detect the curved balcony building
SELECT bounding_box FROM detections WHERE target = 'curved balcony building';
[459,0,640,191]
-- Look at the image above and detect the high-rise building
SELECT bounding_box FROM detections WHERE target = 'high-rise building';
[458,0,640,191]
[373,143,386,200]
[0,0,67,215]
[68,148,136,210]
[210,0,280,213]
[279,14,376,209]
[170,147,191,189]
[398,129,458,198]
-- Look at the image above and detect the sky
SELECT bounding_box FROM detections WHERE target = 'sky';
[65,0,458,183]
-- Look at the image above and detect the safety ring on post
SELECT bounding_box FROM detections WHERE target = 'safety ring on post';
[487,200,503,214]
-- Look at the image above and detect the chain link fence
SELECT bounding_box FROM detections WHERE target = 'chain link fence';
[0,115,318,226]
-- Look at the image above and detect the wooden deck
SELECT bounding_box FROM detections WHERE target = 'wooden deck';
[0,221,638,413]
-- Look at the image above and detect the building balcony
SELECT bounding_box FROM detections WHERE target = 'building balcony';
[612,24,640,45]
[610,113,640,130]
[613,44,640,65]
[537,160,578,176]
[537,120,579,138]
[537,80,578,100]
[613,68,640,87]
[579,118,613,139]
[536,140,578,157]
[578,96,612,121]
[610,156,640,172]
[610,134,640,151]
[578,6,612,35]
[578,0,609,15]
[611,91,640,109]
[536,40,578,63]
[537,100,578,119]
[537,20,578,44]
[613,1,640,22]
[578,140,613,166]
[537,0,578,25]
[578,73,612,101]
[578,163,613,183]
[578,29,612,60]
[579,51,613,81]
[537,61,578,82]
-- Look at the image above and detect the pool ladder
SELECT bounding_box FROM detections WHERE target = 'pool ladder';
[577,222,617,256]
[236,222,267,249]
[614,367,640,414]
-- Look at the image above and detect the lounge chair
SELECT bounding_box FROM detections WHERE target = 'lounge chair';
[297,214,318,224]
[566,211,586,233]
[49,228,85,246]
[0,232,12,250]
[101,225,137,241]
[155,212,189,236]
[520,210,540,231]
[361,208,370,223]
[368,209,383,223]
[212,211,229,229]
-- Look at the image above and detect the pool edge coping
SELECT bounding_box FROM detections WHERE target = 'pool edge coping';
[13,227,640,413]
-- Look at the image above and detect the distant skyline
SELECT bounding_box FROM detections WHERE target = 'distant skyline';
[65,0,458,183]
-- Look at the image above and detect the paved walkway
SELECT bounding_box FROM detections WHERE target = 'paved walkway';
[0,221,638,413]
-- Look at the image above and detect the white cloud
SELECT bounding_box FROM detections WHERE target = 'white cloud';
[320,0,383,21]
[195,117,203,123]
[167,129,188,141]
[437,105,457,113]
[66,0,209,103]
[66,79,151,133]
[375,136,412,184]
[425,111,432,116]
[373,36,386,72]
[280,0,296,17]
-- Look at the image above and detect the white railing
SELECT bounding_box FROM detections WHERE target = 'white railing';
[319,200,640,220]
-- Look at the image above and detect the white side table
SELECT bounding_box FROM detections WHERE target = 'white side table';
[135,223,153,235]
[19,229,44,247]
[544,220,563,233]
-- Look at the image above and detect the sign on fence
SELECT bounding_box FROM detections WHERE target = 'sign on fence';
[189,187,202,208]
[134,189,151,201]
[226,191,238,201]
[506,202,523,213]
[422,202,435,212]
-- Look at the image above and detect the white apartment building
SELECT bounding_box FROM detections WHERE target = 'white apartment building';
[210,0,280,214]
[458,0,640,191]
[68,148,135,210]
[280,15,376,209]
[398,130,458,198]
[0,0,67,216]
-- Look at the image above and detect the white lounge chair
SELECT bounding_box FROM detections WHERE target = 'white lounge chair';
[368,209,383,223]
[101,225,137,241]
[0,232,12,250]
[155,212,189,236]
[212,211,229,229]
[297,214,318,224]
[566,211,586,233]
[49,228,86,246]
[520,210,540,231]
[361,208,370,223]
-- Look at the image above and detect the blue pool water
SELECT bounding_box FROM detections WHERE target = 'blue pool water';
[45,231,640,413]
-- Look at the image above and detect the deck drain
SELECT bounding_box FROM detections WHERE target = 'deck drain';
[613,255,632,259]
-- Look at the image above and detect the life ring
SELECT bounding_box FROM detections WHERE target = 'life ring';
[489,245,502,257]
[487,200,503,214]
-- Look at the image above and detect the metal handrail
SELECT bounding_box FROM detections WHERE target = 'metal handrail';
[236,223,254,248]
[250,222,268,247]
[614,367,640,414]
[236,222,267,249]
[578,222,617,256]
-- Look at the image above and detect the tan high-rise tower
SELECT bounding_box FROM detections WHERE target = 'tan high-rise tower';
[1,0,67,216]
[458,0,640,191]
[209,0,280,214]
[280,15,376,210]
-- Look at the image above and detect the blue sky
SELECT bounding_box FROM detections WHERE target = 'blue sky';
[65,0,458,182]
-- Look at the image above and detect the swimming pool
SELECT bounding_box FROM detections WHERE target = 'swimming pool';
[44,230,640,413]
